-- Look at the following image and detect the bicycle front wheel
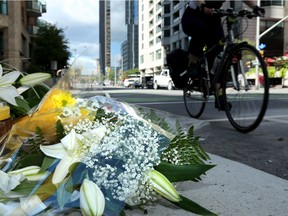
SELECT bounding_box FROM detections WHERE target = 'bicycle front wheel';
[222,43,269,132]
[183,79,207,118]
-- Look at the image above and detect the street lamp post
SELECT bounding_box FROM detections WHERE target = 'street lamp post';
[255,0,288,89]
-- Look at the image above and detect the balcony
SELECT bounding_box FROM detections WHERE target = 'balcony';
[26,1,44,17]
[27,25,39,36]
[263,5,285,19]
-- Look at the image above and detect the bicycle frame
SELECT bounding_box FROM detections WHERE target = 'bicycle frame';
[183,9,269,132]
[199,11,252,96]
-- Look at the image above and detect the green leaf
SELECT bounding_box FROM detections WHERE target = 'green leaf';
[154,162,215,182]
[39,156,58,173]
[15,97,30,112]
[13,179,37,195]
[57,177,74,209]
[173,195,218,216]
[14,154,43,169]
[56,120,65,142]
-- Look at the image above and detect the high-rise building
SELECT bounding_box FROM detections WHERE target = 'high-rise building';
[139,0,287,77]
[121,0,139,72]
[138,0,166,75]
[0,0,47,70]
[228,0,288,56]
[161,1,187,59]
[99,0,111,75]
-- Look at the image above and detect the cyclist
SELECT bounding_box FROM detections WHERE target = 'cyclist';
[181,0,265,110]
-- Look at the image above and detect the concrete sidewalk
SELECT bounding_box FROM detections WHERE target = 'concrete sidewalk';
[126,154,288,216]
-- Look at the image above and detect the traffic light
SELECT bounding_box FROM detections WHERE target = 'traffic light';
[259,50,264,58]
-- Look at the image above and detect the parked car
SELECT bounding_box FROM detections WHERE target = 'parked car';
[133,80,143,88]
[142,76,153,89]
[123,78,138,88]
[153,69,175,90]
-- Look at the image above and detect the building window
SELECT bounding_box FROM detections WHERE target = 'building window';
[0,32,3,58]
[150,52,154,61]
[0,0,8,15]
[164,17,170,27]
[156,49,161,60]
[164,29,170,37]
[260,20,284,56]
[156,36,161,44]
[261,0,284,6]
[164,4,170,14]
[140,55,144,64]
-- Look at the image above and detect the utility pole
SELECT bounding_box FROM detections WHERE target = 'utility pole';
[255,0,288,89]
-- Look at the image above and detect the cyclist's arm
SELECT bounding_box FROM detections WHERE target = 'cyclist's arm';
[243,0,258,8]
[243,0,265,16]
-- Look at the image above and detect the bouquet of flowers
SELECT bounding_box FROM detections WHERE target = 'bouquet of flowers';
[0,62,50,139]
[0,60,217,215]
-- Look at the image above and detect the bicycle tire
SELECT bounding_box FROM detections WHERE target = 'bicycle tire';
[221,43,269,132]
[183,78,207,118]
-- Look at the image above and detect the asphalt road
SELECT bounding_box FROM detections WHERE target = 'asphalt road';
[79,87,288,180]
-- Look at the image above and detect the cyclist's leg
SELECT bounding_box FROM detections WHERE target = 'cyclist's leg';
[205,15,227,109]
[181,7,206,79]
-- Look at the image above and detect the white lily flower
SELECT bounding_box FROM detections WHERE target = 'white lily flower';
[0,170,25,194]
[0,195,46,216]
[19,72,51,86]
[8,166,46,181]
[0,64,21,106]
[81,125,107,140]
[80,179,105,216]
[40,129,82,184]
[147,169,181,202]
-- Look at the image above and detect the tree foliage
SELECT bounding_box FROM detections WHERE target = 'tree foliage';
[32,23,71,72]
[123,68,140,79]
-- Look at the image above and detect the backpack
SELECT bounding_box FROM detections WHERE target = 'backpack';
[166,49,189,89]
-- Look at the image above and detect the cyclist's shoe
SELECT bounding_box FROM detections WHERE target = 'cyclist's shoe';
[187,79,200,91]
[187,64,199,80]
[215,95,232,111]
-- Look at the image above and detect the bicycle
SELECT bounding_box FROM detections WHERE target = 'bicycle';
[182,8,269,133]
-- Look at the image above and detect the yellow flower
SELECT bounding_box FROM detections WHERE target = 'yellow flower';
[37,89,76,114]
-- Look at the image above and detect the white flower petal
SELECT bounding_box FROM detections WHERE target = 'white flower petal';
[0,86,21,106]
[52,154,74,184]
[0,64,3,77]
[0,71,21,87]
[40,143,67,159]
[0,170,24,194]
[20,195,47,215]
[81,125,107,140]
[19,72,50,86]
[80,179,105,216]
[61,129,80,152]
[17,86,30,95]
[8,166,40,176]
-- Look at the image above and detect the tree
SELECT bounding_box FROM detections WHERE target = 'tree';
[123,68,140,79]
[31,23,71,72]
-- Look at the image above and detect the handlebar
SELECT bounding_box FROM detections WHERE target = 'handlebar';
[213,8,259,19]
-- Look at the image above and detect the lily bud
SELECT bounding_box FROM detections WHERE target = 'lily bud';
[8,166,43,181]
[80,179,105,216]
[19,72,51,86]
[147,169,181,202]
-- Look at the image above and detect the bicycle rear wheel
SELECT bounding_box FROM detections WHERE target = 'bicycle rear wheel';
[222,43,269,132]
[183,79,207,118]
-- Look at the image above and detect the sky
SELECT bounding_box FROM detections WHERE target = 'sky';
[41,0,126,68]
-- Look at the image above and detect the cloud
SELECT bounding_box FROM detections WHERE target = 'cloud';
[41,0,126,65]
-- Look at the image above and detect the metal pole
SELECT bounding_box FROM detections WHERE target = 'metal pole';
[255,0,261,89]
[259,14,288,39]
